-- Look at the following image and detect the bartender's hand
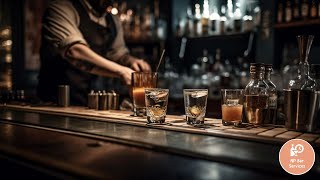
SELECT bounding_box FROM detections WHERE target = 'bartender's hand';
[128,58,151,72]
[118,66,135,86]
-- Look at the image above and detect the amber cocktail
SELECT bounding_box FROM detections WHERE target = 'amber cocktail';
[221,89,244,126]
[132,72,157,116]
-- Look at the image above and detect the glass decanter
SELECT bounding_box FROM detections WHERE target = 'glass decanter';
[288,35,316,91]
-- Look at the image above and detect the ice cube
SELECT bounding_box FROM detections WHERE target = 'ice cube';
[191,92,207,98]
[226,99,239,106]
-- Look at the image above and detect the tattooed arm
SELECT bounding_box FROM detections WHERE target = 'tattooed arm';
[65,43,134,85]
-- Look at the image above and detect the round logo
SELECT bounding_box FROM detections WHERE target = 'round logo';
[279,139,315,175]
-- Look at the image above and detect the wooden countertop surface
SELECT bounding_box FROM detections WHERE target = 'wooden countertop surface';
[1,104,320,148]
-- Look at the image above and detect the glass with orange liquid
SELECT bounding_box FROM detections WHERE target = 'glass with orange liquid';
[221,89,244,126]
[132,72,158,116]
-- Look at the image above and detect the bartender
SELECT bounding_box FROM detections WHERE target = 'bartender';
[37,0,151,105]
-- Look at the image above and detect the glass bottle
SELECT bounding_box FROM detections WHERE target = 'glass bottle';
[194,3,202,36]
[301,0,309,19]
[219,5,227,34]
[310,0,317,18]
[311,64,320,90]
[201,0,210,36]
[288,35,316,91]
[277,1,284,23]
[264,64,278,124]
[244,63,269,125]
[293,0,300,21]
[285,0,292,22]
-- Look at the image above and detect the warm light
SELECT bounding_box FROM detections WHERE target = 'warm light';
[120,14,126,21]
[2,40,12,46]
[5,54,12,63]
[111,8,118,15]
[127,9,133,16]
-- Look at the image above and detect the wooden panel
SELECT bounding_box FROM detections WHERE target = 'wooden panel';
[275,131,303,140]
[258,128,288,137]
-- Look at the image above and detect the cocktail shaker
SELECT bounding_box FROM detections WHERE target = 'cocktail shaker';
[283,89,318,132]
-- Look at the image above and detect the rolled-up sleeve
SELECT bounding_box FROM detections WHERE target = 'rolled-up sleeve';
[42,0,87,57]
[106,15,130,65]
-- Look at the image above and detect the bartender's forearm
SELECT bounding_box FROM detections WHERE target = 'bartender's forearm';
[65,43,124,78]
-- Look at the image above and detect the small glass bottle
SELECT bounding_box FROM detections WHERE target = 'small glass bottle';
[244,63,269,125]
[311,64,320,90]
[293,0,300,21]
[288,35,316,91]
[310,0,317,19]
[301,0,309,19]
[285,0,292,22]
[264,64,278,124]
[277,1,283,23]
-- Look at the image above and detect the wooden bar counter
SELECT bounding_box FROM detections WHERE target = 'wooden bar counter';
[0,104,319,179]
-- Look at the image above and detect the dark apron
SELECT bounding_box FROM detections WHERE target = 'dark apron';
[37,0,117,105]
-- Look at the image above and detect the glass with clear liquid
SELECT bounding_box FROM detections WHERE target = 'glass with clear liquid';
[145,88,169,123]
[184,89,208,125]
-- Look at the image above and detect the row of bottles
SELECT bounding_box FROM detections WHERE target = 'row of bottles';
[176,0,261,37]
[0,26,12,91]
[277,0,320,23]
[158,48,252,99]
[108,0,167,40]
[244,63,277,125]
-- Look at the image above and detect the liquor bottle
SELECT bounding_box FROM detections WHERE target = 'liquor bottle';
[277,1,284,23]
[212,48,225,75]
[293,0,301,21]
[318,0,320,17]
[209,7,220,35]
[288,35,316,90]
[311,64,320,90]
[243,8,253,32]
[194,3,202,36]
[226,0,234,32]
[310,0,317,18]
[285,0,292,22]
[244,63,269,125]
[233,2,242,32]
[201,0,210,36]
[301,0,309,19]
[220,5,227,34]
[186,6,194,37]
[264,64,278,124]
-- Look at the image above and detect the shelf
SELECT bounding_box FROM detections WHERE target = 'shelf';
[181,31,252,40]
[274,19,320,29]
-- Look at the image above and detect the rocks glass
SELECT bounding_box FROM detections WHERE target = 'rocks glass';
[145,88,169,123]
[183,89,208,125]
[221,89,244,126]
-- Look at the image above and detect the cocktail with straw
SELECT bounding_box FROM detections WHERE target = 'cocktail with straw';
[131,50,165,116]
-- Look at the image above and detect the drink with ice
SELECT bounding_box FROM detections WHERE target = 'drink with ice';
[184,89,208,124]
[221,89,244,126]
[145,88,169,123]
